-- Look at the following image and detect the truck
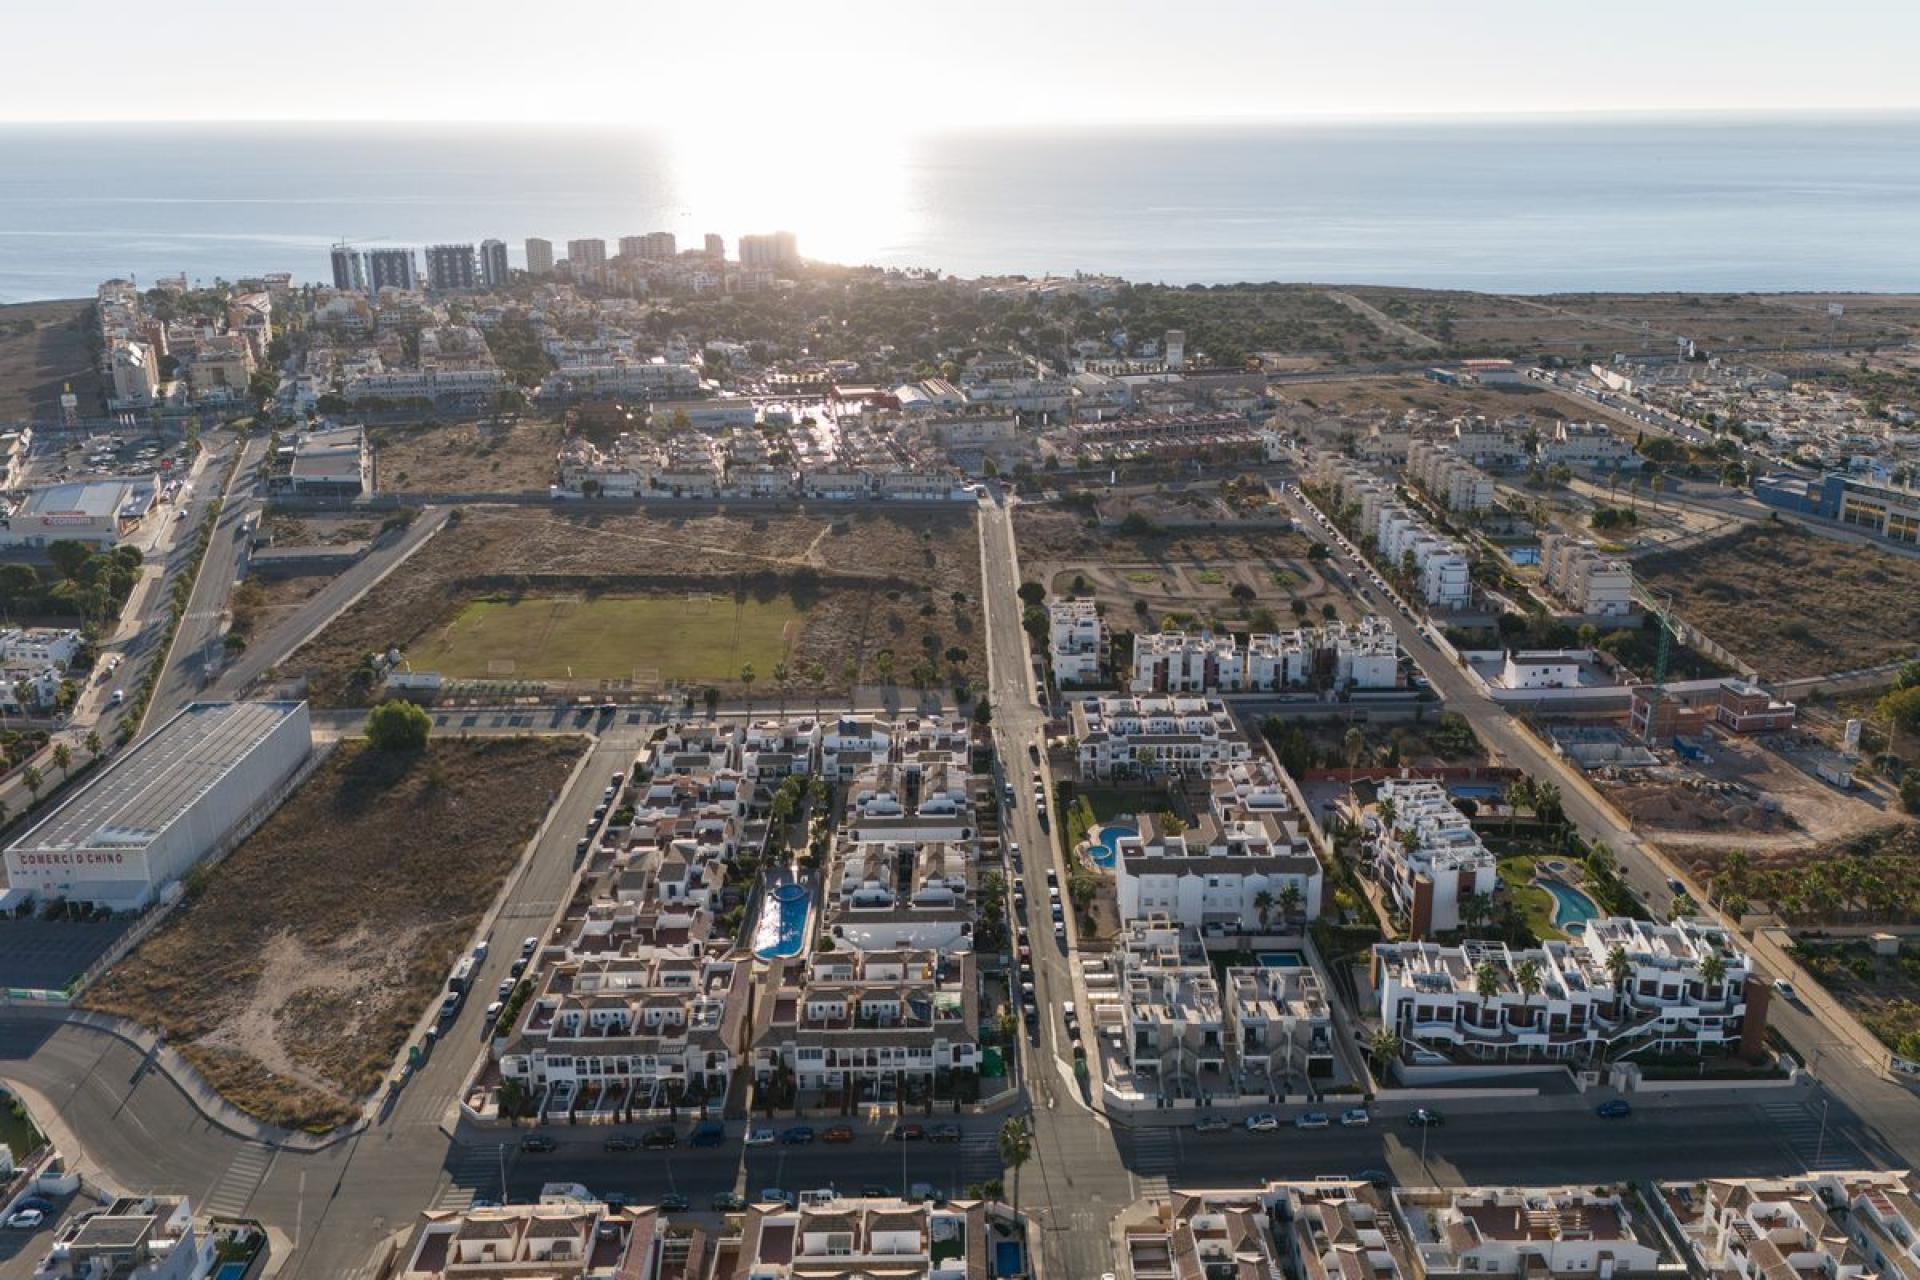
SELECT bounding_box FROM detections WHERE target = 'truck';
[448,955,476,993]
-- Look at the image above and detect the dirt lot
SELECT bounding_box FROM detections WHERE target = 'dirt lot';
[372,419,567,493]
[83,736,586,1130]
[245,513,384,621]
[1792,933,1920,1058]
[0,300,101,421]
[1277,375,1571,422]
[1635,522,1920,679]
[1015,505,1362,635]
[281,506,984,704]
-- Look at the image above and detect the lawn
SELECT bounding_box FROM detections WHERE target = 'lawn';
[0,1090,45,1164]
[408,593,799,683]
[83,736,587,1131]
[1496,854,1564,943]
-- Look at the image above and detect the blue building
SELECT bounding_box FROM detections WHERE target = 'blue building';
[1753,471,1920,547]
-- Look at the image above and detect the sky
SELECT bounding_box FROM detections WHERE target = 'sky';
[5,0,1920,131]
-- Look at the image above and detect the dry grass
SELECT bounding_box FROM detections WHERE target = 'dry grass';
[281,506,984,704]
[1277,375,1570,422]
[1635,522,1920,679]
[82,736,587,1131]
[0,300,101,421]
[372,419,568,493]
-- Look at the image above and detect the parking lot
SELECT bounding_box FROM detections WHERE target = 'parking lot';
[0,1188,81,1280]
[0,916,136,993]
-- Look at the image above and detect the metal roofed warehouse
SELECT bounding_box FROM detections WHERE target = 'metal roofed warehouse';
[4,701,311,911]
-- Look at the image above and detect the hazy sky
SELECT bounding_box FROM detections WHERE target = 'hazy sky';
[6,0,1919,129]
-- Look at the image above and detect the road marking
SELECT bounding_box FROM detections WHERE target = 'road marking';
[1759,1100,1860,1170]
[203,1143,274,1218]
[434,1147,504,1211]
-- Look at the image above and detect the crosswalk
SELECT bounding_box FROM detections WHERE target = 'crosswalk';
[1759,1100,1860,1171]
[203,1143,274,1218]
[433,1147,505,1211]
[1129,1128,1178,1197]
[959,1132,1005,1184]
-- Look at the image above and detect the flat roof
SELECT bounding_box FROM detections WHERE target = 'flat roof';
[16,476,152,518]
[7,702,305,855]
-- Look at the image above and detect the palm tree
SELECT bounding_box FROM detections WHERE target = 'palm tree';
[1343,726,1366,770]
[1514,958,1542,1024]
[1605,943,1633,1006]
[1532,780,1562,826]
[1369,1026,1402,1077]
[998,1116,1034,1208]
[1459,891,1492,934]
[1278,883,1304,925]
[772,661,790,714]
[1699,950,1728,998]
[21,766,41,806]
[84,730,102,764]
[1503,780,1531,834]
[51,743,71,781]
[1474,961,1501,1001]
[740,663,757,716]
[1254,890,1275,932]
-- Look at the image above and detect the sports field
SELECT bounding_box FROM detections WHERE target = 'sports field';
[409,593,799,683]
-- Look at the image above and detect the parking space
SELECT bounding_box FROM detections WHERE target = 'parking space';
[0,1189,85,1280]
[0,916,136,992]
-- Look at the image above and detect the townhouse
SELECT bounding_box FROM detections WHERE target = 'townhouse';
[828,759,980,952]
[1368,779,1498,939]
[1660,1172,1920,1280]
[1073,694,1252,779]
[378,1203,676,1279]
[1223,956,1335,1086]
[1538,421,1642,471]
[1392,1184,1678,1280]
[30,1194,215,1280]
[1121,1187,1289,1280]
[725,1198,1008,1280]
[1112,760,1324,931]
[751,948,979,1098]
[1277,1179,1415,1280]
[1132,617,1399,695]
[1130,630,1242,694]
[1371,917,1763,1066]
[1049,598,1107,687]
[1113,922,1231,1088]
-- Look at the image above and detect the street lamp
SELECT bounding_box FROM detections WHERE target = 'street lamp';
[1813,1096,1831,1169]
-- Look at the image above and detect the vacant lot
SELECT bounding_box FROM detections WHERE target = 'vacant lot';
[1636,523,1920,679]
[372,419,567,493]
[282,506,984,704]
[83,736,586,1130]
[0,300,101,421]
[1277,375,1569,422]
[1793,936,1920,1059]
[412,593,799,683]
[1681,823,1920,928]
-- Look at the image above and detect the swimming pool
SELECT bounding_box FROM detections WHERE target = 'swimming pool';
[1258,951,1306,969]
[995,1240,1025,1277]
[754,881,812,959]
[1451,784,1501,799]
[214,1264,250,1280]
[1538,876,1600,933]
[1091,823,1137,868]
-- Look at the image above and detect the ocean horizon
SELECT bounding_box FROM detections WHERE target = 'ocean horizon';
[2,112,1919,302]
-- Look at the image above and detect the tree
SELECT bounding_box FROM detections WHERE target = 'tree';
[51,742,71,780]
[21,766,41,805]
[1017,581,1046,607]
[84,730,102,763]
[1532,780,1563,827]
[1343,726,1366,770]
[771,661,790,712]
[998,1116,1034,1208]
[973,699,993,727]
[703,686,721,718]
[1321,602,1337,621]
[1605,943,1633,1002]
[1699,949,1727,995]
[1901,771,1920,816]
[366,700,432,752]
[740,663,757,713]
[1514,958,1542,1004]
[1278,883,1304,924]
[1369,1026,1402,1076]
[1474,961,1500,1000]
[1254,890,1274,931]
[46,540,93,585]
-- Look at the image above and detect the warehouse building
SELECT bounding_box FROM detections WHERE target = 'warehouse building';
[0,475,159,549]
[4,701,311,911]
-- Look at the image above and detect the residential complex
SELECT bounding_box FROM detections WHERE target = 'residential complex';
[1406,437,1495,513]
[1366,779,1498,939]
[1047,597,1107,686]
[1130,617,1401,695]
[724,1196,1013,1280]
[378,1201,680,1279]
[1538,421,1642,470]
[30,1193,217,1280]
[1371,916,1763,1065]
[1317,459,1472,607]
[1539,532,1635,617]
[1072,694,1252,779]
[1659,1171,1920,1280]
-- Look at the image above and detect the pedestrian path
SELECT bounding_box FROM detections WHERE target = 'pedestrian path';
[1760,1099,1860,1171]
[433,1146,504,1211]
[1129,1127,1178,1197]
[959,1131,1004,1185]
[203,1143,274,1218]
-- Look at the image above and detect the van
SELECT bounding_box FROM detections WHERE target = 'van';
[798,1189,841,1207]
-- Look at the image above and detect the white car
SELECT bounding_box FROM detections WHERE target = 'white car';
[1772,978,1796,1000]
[1245,1112,1280,1133]
[1340,1107,1371,1127]
[5,1209,43,1230]
[746,1126,777,1146]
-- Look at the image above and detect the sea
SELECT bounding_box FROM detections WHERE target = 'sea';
[1,113,1918,303]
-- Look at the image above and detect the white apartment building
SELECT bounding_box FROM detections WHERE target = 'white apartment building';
[110,340,160,405]
[1132,618,1400,695]
[1130,630,1241,694]
[1072,694,1251,779]
[31,1194,215,1280]
[0,627,82,669]
[1451,416,1532,468]
[1372,916,1760,1065]
[751,949,978,1097]
[380,1202,666,1279]
[1048,598,1106,686]
[1540,421,1642,471]
[1374,498,1471,608]
[1661,1171,1920,1280]
[1407,438,1495,513]
[1540,532,1635,617]
[1112,760,1323,930]
[1368,779,1497,938]
[829,760,979,953]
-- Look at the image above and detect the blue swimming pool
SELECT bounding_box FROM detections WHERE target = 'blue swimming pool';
[1451,784,1501,799]
[1259,951,1306,969]
[754,881,812,959]
[1091,824,1137,868]
[1539,876,1600,933]
[214,1264,250,1280]
[995,1239,1025,1277]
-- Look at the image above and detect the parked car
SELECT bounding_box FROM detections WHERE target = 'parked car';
[521,936,539,957]
[481,1000,504,1030]
[521,1134,557,1152]
[642,1125,678,1149]
[1596,1100,1632,1119]
[1407,1108,1445,1128]
[690,1121,726,1147]
[1295,1112,1331,1130]
[746,1127,776,1146]
[1245,1112,1280,1133]
[861,1183,895,1198]
[659,1193,690,1212]
[5,1210,43,1230]
[889,1122,926,1142]
[497,976,516,1000]
[603,1134,639,1152]
[1773,978,1797,1000]
[930,1123,962,1143]
[1339,1108,1371,1127]
[781,1125,815,1145]
[823,1125,856,1144]
[1667,877,1687,897]
[759,1188,797,1207]
[1193,1115,1231,1134]
[711,1191,747,1212]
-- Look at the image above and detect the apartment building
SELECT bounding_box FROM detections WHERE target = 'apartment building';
[567,238,609,280]
[365,247,418,292]
[110,339,161,404]
[525,237,555,275]
[330,243,367,292]
[1048,598,1107,686]
[741,716,823,782]
[1371,917,1763,1065]
[1392,1184,1678,1280]
[0,627,82,669]
[1113,922,1230,1087]
[1225,955,1335,1085]
[1451,417,1532,468]
[1539,421,1642,471]
[1540,532,1634,617]
[725,1198,1007,1280]
[828,761,979,952]
[1130,630,1241,694]
[479,238,510,287]
[1276,1180,1414,1280]
[30,1194,214,1280]
[1660,1171,1920,1280]
[1112,760,1323,930]
[619,231,677,260]
[751,949,978,1097]
[1122,1187,1289,1280]
[378,1203,670,1279]
[1368,779,1497,939]
[739,231,800,270]
[1072,694,1252,779]
[425,243,478,291]
[1407,438,1495,513]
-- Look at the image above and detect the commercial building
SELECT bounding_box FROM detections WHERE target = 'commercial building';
[1072,694,1251,780]
[1048,598,1106,686]
[1371,917,1765,1065]
[3,701,311,911]
[283,424,372,497]
[1754,470,1920,547]
[0,475,159,549]
[330,243,367,292]
[365,247,418,293]
[1540,533,1634,617]
[31,1194,215,1280]
[524,237,555,276]
[425,243,478,291]
[1367,779,1497,939]
[479,238,511,288]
